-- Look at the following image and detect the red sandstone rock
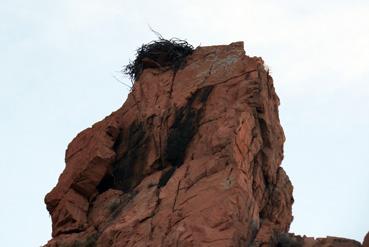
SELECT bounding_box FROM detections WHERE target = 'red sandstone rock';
[44,42,364,246]
[273,233,363,247]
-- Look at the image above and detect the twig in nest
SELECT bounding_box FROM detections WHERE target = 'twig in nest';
[123,37,194,81]
[113,74,132,90]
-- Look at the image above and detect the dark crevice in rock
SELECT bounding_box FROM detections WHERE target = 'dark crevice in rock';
[197,86,213,103]
[112,128,123,151]
[96,173,114,194]
[99,86,215,194]
[160,86,213,187]
[104,86,214,194]
[151,158,164,171]
[56,228,84,235]
[164,86,213,167]
[272,233,304,247]
[158,167,176,188]
[258,117,271,148]
[112,121,148,192]
[172,180,181,211]
[70,233,98,247]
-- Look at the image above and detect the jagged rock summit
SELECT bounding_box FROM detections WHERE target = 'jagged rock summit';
[44,42,364,246]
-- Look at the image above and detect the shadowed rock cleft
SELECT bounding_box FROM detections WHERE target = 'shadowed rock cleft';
[160,86,214,187]
[165,85,213,167]
[158,167,176,188]
[112,121,148,192]
[96,173,114,194]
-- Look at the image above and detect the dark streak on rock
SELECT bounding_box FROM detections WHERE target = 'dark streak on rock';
[96,173,114,194]
[97,87,214,192]
[158,167,176,188]
[159,86,214,187]
[112,121,148,192]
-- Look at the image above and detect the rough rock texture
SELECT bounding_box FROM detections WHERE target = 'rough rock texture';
[273,233,363,247]
[44,42,365,246]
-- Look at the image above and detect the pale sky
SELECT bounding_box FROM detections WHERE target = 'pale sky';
[0,0,368,246]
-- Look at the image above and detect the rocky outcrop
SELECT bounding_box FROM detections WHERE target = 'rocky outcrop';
[44,42,365,246]
[273,233,363,247]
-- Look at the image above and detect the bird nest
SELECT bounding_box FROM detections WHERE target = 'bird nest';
[123,38,194,81]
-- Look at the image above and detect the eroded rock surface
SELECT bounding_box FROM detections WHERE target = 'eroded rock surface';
[273,233,363,247]
[44,42,365,246]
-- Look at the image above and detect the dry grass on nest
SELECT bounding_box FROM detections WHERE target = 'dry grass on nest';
[123,38,194,81]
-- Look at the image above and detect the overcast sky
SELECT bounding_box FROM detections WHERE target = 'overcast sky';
[1,0,368,246]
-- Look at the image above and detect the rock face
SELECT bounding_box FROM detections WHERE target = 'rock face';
[44,42,364,246]
[274,233,362,247]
